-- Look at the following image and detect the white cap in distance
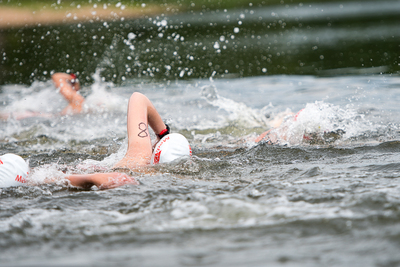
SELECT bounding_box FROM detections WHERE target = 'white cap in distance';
[0,154,29,188]
[151,133,192,165]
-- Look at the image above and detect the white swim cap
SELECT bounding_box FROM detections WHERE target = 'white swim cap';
[0,154,29,188]
[151,133,192,165]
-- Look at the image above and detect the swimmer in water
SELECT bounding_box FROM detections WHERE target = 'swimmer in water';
[0,72,84,120]
[0,92,191,189]
[254,108,345,145]
[113,92,191,170]
[51,72,84,115]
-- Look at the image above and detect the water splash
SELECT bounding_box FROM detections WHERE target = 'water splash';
[200,84,271,128]
[84,69,127,113]
[268,101,378,146]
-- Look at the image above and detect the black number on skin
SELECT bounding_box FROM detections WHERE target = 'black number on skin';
[138,122,148,138]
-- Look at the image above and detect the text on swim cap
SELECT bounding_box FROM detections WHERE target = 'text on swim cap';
[152,135,171,164]
[153,151,161,164]
[15,175,27,183]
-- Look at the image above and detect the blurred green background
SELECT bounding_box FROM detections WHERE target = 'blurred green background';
[1,0,399,85]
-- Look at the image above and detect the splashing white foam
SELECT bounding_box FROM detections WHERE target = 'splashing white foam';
[1,81,65,115]
[269,101,374,145]
[28,163,67,186]
[0,70,127,117]
[84,69,127,113]
[200,85,272,128]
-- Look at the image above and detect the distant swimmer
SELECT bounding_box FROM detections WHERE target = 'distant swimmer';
[51,72,84,116]
[0,72,84,120]
[255,107,345,145]
[0,92,192,189]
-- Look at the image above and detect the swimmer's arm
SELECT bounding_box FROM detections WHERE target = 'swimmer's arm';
[52,73,84,115]
[52,73,77,99]
[66,172,139,189]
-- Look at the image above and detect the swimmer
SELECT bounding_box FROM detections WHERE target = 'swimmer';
[0,72,84,120]
[113,92,191,170]
[255,108,345,145]
[0,92,191,189]
[51,72,84,115]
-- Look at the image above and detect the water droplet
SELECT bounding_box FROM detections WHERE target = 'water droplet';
[127,33,136,40]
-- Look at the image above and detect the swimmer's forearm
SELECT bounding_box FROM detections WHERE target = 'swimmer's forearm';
[66,172,138,189]
[66,174,96,189]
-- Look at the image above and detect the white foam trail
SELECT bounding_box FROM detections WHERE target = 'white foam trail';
[84,69,127,113]
[1,81,65,114]
[200,85,274,128]
[28,163,67,186]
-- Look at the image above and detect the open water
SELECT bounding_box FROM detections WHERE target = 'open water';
[1,0,400,266]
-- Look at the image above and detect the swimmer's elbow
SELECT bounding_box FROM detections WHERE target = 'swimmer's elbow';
[51,73,64,83]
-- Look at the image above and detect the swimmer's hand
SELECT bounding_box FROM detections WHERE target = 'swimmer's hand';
[66,172,139,189]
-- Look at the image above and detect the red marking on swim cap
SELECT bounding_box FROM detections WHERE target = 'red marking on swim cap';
[0,159,3,164]
[154,136,170,157]
[153,151,161,164]
[70,73,77,80]
[15,175,26,183]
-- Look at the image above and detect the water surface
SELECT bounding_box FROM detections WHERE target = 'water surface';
[1,74,400,266]
[1,0,400,266]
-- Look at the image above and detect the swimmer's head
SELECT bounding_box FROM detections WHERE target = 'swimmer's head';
[0,154,30,188]
[69,73,80,91]
[151,133,192,165]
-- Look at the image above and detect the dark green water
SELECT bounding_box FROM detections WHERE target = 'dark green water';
[1,0,399,85]
[1,1,400,266]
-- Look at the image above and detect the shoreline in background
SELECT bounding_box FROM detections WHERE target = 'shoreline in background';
[0,5,176,29]
[1,0,386,29]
